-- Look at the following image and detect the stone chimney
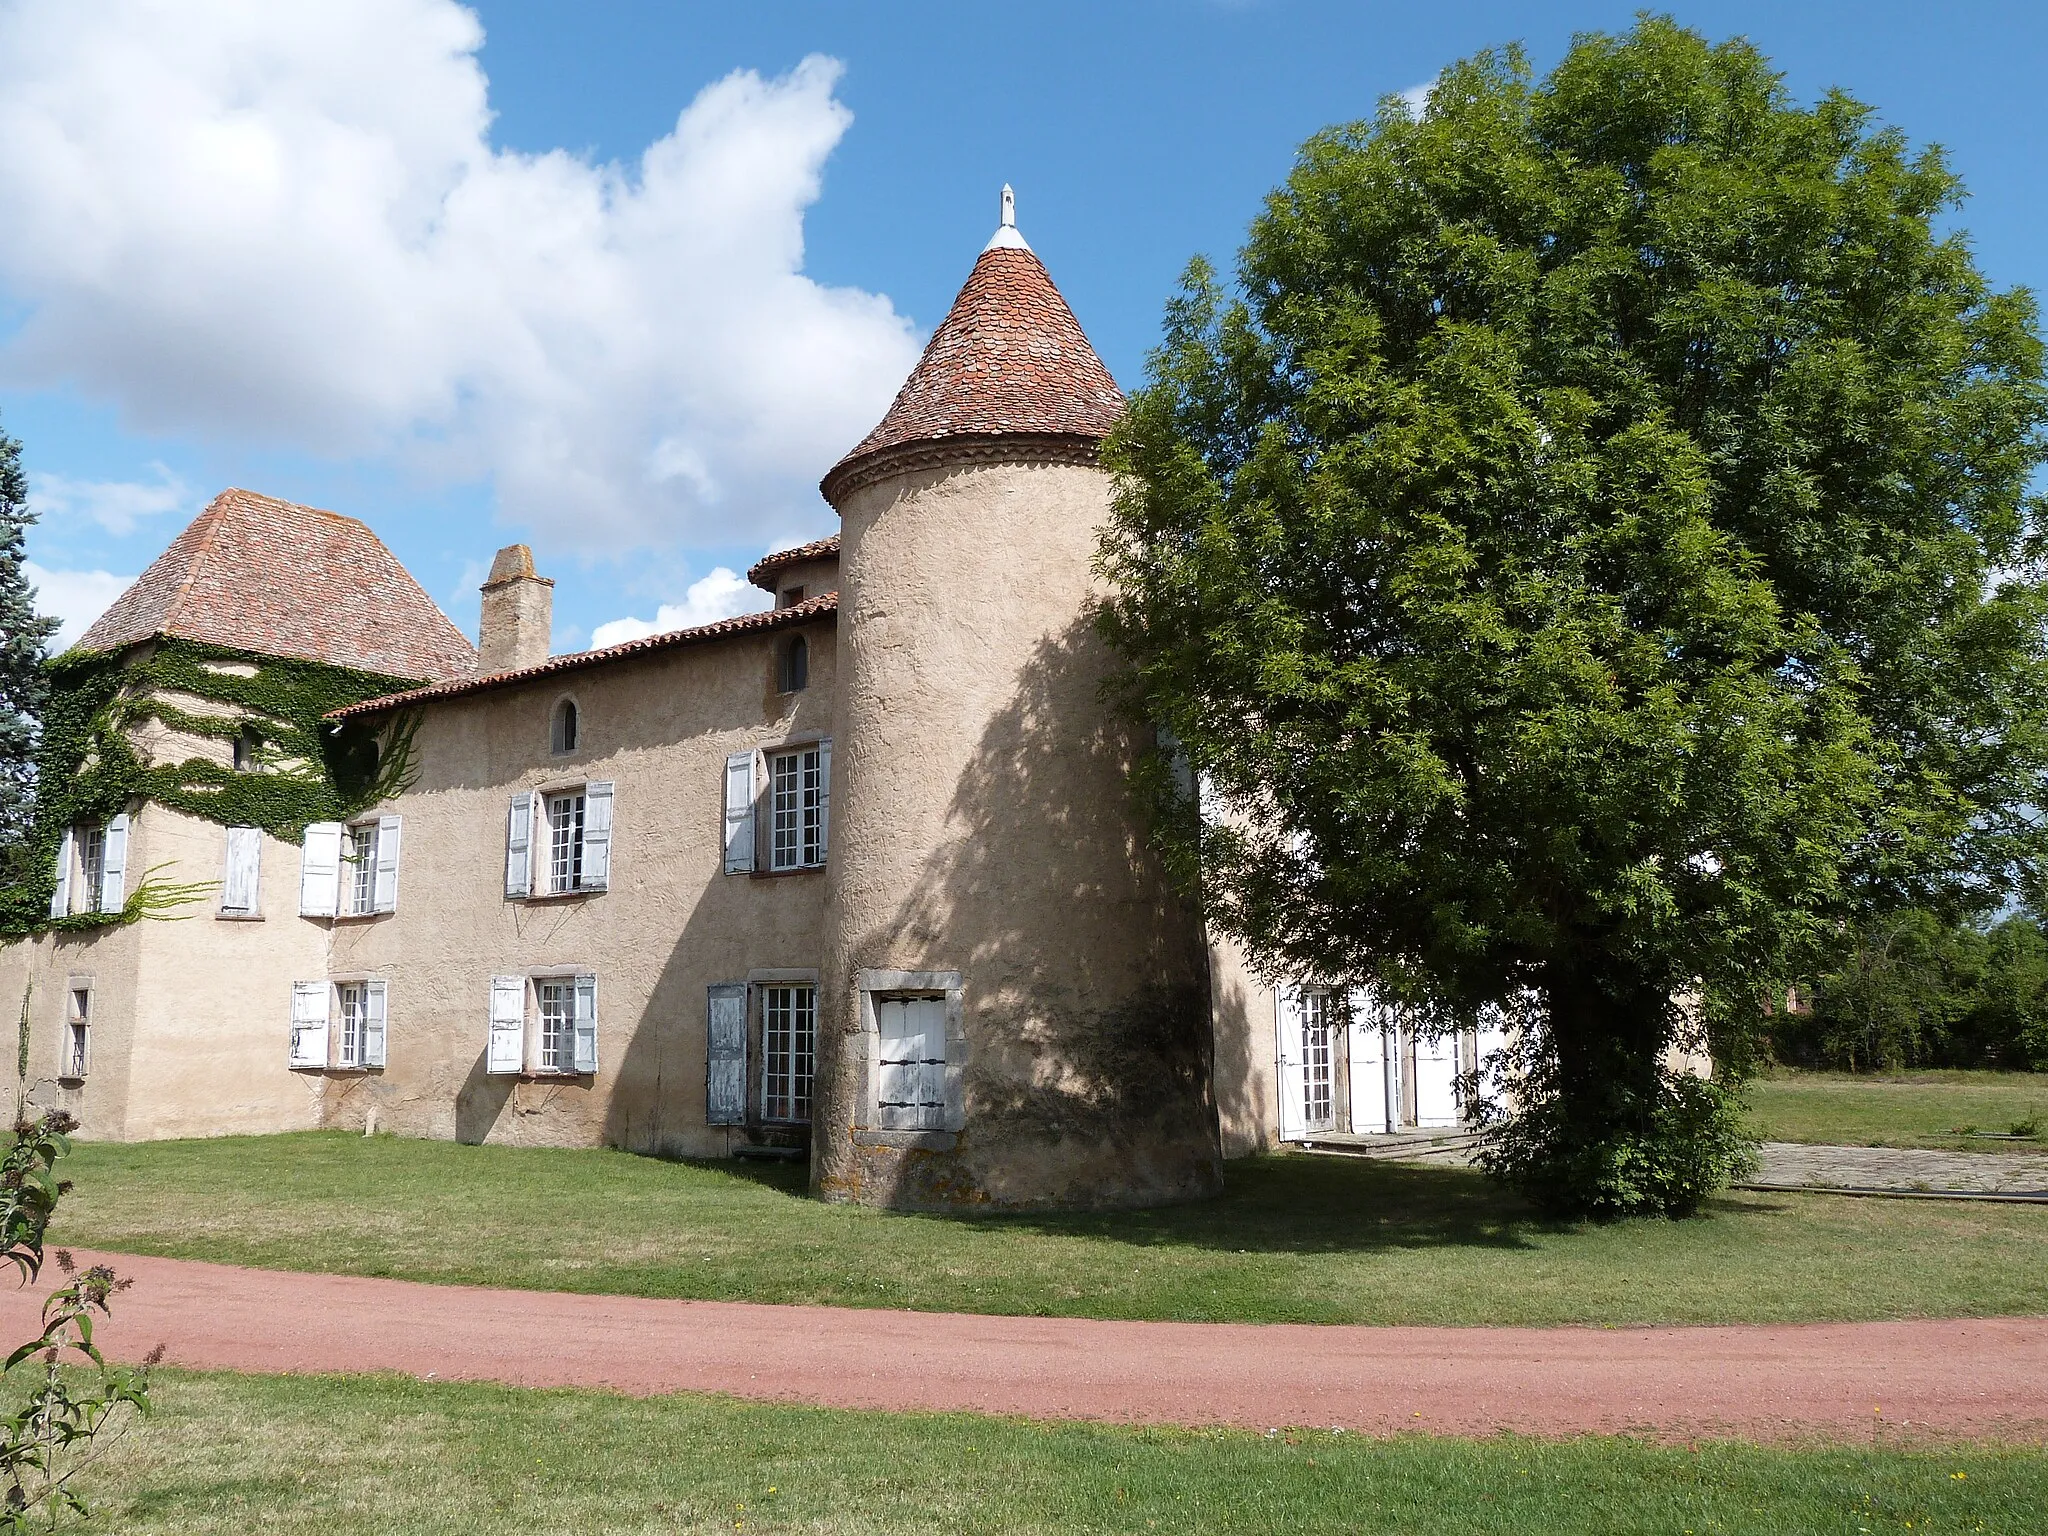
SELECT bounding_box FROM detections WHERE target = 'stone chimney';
[476,544,553,674]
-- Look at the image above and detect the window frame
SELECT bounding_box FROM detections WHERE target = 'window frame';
[76,825,106,911]
[61,983,90,1082]
[489,969,597,1078]
[765,745,825,872]
[854,969,967,1145]
[776,633,809,694]
[759,982,817,1124]
[544,788,587,894]
[550,696,580,756]
[341,820,381,917]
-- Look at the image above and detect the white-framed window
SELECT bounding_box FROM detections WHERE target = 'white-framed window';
[289,979,386,1070]
[486,973,597,1076]
[62,987,89,1081]
[1300,988,1337,1132]
[767,746,825,872]
[762,984,816,1123]
[301,817,400,917]
[51,815,129,919]
[77,825,105,902]
[505,784,611,898]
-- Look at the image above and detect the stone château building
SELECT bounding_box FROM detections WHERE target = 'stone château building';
[1,196,1499,1207]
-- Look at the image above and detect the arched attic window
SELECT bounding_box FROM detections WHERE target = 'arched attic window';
[777,634,809,695]
[550,697,579,755]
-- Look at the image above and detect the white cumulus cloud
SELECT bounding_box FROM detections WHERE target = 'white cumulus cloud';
[28,465,190,535]
[0,1,919,553]
[24,561,135,651]
[589,567,766,650]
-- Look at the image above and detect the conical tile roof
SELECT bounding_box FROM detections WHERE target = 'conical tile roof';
[822,240,1123,504]
[75,488,477,682]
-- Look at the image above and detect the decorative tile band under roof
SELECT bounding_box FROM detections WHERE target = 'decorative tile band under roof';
[747,535,840,592]
[821,240,1123,507]
[327,592,837,720]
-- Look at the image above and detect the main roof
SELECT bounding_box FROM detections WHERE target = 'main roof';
[327,592,837,720]
[75,488,477,683]
[821,241,1123,504]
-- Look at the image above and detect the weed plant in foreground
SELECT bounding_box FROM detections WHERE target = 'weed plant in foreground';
[51,1133,2048,1326]
[51,1369,2048,1535]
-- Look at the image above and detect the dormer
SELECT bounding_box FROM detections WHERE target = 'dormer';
[747,537,841,610]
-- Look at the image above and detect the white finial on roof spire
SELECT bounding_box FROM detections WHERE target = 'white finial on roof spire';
[984,182,1032,252]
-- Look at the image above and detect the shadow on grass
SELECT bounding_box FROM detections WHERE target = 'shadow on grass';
[656,1150,1561,1257]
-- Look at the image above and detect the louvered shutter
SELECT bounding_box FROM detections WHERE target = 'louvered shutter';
[722,753,755,874]
[580,783,613,891]
[221,826,262,915]
[363,980,388,1068]
[300,822,343,916]
[97,813,129,912]
[48,828,74,919]
[372,815,402,912]
[487,975,525,1074]
[705,982,746,1123]
[572,973,598,1073]
[504,792,533,898]
[815,738,832,864]
[289,981,330,1067]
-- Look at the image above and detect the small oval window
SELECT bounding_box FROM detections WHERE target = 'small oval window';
[777,635,809,695]
[551,697,579,754]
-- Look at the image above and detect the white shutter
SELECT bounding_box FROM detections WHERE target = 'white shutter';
[97,813,129,912]
[877,997,948,1131]
[48,828,74,919]
[504,792,533,899]
[299,822,343,917]
[816,738,832,863]
[221,826,262,915]
[1347,987,1392,1134]
[372,815,402,913]
[1276,989,1307,1139]
[580,782,613,892]
[722,752,755,874]
[363,979,388,1068]
[706,982,746,1123]
[289,981,330,1068]
[573,973,598,1073]
[487,975,525,1074]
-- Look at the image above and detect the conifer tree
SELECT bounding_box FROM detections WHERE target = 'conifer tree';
[0,418,59,882]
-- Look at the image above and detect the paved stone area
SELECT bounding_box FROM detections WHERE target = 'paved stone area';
[1752,1141,2048,1195]
[5,1248,2043,1444]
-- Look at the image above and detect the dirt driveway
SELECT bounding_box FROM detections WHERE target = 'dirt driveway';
[7,1248,2041,1444]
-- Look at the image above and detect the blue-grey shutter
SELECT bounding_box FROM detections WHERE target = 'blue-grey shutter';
[572,973,598,1074]
[706,982,746,1124]
[372,815,402,912]
[98,813,129,911]
[48,828,74,918]
[504,792,533,899]
[722,753,755,874]
[580,782,613,891]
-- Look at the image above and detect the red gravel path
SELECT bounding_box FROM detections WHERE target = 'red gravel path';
[7,1250,2043,1444]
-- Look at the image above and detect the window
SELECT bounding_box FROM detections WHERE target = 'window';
[875,995,948,1131]
[487,973,597,1075]
[77,826,105,907]
[762,984,816,1122]
[551,698,578,755]
[505,786,610,898]
[343,822,380,916]
[55,816,127,917]
[546,791,584,891]
[767,746,825,871]
[336,981,368,1068]
[62,989,89,1081]
[1300,989,1337,1132]
[232,727,260,772]
[777,585,805,610]
[776,634,808,694]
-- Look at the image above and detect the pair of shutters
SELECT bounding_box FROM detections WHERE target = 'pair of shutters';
[46,815,128,918]
[486,974,598,1075]
[288,979,386,1069]
[504,783,613,898]
[876,997,949,1131]
[722,742,830,874]
[221,826,263,915]
[299,817,402,917]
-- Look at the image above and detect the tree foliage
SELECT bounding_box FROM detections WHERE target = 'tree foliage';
[1098,17,2048,1215]
[0,419,60,894]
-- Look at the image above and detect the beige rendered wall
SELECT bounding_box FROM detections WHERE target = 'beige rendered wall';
[814,457,1223,1211]
[1208,933,1280,1158]
[324,614,838,1155]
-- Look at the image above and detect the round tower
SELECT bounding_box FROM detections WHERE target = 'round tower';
[812,190,1223,1211]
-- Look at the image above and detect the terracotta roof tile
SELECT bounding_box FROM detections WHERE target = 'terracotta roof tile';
[327,592,837,719]
[747,535,840,592]
[75,488,477,683]
[822,246,1122,503]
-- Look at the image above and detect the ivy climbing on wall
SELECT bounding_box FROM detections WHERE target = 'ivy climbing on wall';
[2,637,423,936]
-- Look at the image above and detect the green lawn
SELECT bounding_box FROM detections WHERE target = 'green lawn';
[53,1132,2048,1326]
[45,1369,2048,1535]
[1746,1069,2048,1152]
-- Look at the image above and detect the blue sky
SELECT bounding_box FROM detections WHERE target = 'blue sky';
[5,1,2046,657]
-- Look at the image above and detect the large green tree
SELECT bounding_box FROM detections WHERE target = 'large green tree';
[1099,17,2048,1216]
[0,417,59,887]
